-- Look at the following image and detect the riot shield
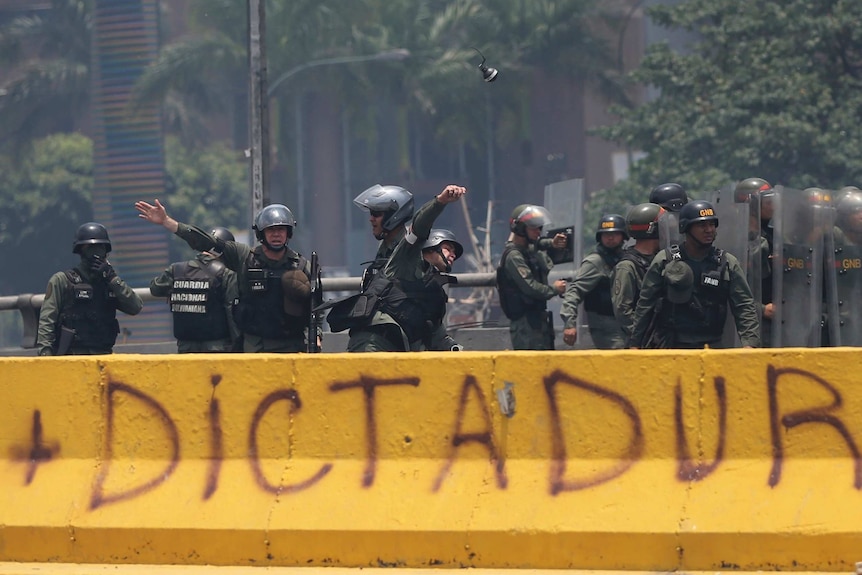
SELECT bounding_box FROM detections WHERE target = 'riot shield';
[826,195,862,345]
[771,186,832,347]
[712,183,761,347]
[658,211,681,250]
[544,179,586,347]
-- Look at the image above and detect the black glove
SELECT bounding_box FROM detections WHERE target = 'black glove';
[38,347,54,356]
[90,256,117,282]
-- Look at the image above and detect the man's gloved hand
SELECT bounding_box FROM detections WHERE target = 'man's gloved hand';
[90,256,117,282]
[38,347,54,356]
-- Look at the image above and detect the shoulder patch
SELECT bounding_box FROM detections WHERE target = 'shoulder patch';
[518,267,530,279]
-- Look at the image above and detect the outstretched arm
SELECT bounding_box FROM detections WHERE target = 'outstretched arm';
[135,198,220,254]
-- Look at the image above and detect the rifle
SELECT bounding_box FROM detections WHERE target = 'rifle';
[307,251,323,353]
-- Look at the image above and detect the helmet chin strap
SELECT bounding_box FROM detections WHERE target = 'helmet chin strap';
[436,247,453,273]
[686,230,712,249]
[262,238,287,252]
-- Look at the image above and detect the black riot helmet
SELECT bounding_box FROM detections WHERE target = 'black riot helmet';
[353,184,414,234]
[73,222,112,254]
[649,183,689,212]
[679,199,719,233]
[210,227,235,244]
[735,177,772,203]
[510,204,552,237]
[422,228,464,272]
[253,203,296,242]
[595,213,628,242]
[626,203,665,240]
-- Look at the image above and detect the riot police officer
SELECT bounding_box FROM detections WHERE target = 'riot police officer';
[629,200,760,349]
[611,203,664,342]
[333,185,467,352]
[36,222,143,355]
[561,214,628,349]
[135,199,315,353]
[149,227,241,353]
[496,204,567,350]
[734,177,774,345]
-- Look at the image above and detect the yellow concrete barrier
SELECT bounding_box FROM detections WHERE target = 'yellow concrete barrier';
[0,350,860,571]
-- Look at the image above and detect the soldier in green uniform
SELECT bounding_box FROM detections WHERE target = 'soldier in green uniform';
[561,214,628,349]
[327,185,466,352]
[149,227,241,353]
[630,200,760,349]
[496,204,567,350]
[611,203,664,344]
[136,199,316,353]
[352,184,414,284]
[734,178,774,346]
[36,222,143,356]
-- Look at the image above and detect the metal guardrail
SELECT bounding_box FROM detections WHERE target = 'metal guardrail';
[0,273,500,349]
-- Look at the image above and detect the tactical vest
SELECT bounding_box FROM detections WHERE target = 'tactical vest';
[582,250,618,316]
[169,259,230,341]
[360,256,389,292]
[496,245,548,320]
[375,270,453,346]
[57,268,120,351]
[235,249,308,339]
[658,245,729,340]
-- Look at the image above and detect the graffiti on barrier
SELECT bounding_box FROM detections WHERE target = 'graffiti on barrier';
[5,364,862,509]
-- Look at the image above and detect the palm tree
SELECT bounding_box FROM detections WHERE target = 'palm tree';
[0,0,93,155]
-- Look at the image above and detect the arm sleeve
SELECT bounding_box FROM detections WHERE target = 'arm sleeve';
[149,265,174,298]
[504,249,557,301]
[174,222,217,253]
[727,256,762,347]
[559,257,601,328]
[36,273,65,353]
[611,262,638,338]
[109,275,144,316]
[409,198,446,243]
[223,269,242,345]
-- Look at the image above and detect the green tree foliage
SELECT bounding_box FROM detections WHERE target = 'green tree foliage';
[0,133,94,294]
[0,0,92,155]
[0,133,247,294]
[161,136,249,262]
[591,0,862,221]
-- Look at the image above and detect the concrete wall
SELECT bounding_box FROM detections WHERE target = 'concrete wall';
[0,349,860,570]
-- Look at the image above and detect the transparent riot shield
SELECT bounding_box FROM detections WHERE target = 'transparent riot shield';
[826,207,862,346]
[658,211,681,250]
[771,186,831,347]
[712,183,760,347]
[544,179,585,347]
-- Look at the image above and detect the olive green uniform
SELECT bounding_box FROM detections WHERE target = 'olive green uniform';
[348,197,458,352]
[611,249,655,343]
[560,244,627,349]
[630,245,760,348]
[36,265,143,355]
[499,239,559,350]
[174,223,313,353]
[150,252,241,353]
